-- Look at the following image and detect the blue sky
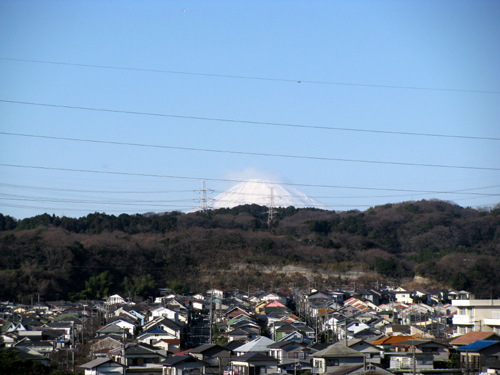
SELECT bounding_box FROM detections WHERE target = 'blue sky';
[0,0,499,219]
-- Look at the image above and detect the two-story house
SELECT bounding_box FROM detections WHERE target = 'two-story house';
[311,343,365,373]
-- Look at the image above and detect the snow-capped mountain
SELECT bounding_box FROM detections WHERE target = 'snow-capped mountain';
[195,179,326,211]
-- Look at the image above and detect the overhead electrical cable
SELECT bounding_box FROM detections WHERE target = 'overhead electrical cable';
[0,202,194,213]
[0,197,195,207]
[1,57,498,94]
[1,131,498,171]
[1,163,499,196]
[1,100,499,141]
[0,182,194,194]
[3,183,496,202]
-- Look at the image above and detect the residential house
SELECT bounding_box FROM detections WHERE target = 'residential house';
[448,290,475,301]
[189,344,231,374]
[227,328,254,342]
[386,350,434,372]
[153,339,182,354]
[457,340,500,375]
[230,352,279,375]
[161,355,206,375]
[110,342,168,367]
[392,339,449,361]
[343,339,382,365]
[260,293,287,306]
[150,306,181,323]
[346,321,371,338]
[233,336,275,356]
[90,335,123,357]
[268,340,312,364]
[391,288,415,305]
[343,298,374,314]
[223,307,252,321]
[356,290,382,306]
[371,335,418,351]
[106,295,127,306]
[311,342,366,374]
[96,321,135,338]
[207,289,229,300]
[318,364,393,375]
[79,357,125,375]
[449,331,500,349]
[142,317,184,340]
[138,327,178,347]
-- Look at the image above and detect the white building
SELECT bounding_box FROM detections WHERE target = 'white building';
[452,299,500,335]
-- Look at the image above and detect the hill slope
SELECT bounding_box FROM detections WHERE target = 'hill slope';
[1,199,499,301]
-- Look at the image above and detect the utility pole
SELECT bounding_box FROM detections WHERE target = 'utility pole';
[412,344,416,375]
[209,289,214,344]
[345,317,348,346]
[71,321,75,373]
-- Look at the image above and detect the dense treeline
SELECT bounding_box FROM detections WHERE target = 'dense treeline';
[0,200,499,302]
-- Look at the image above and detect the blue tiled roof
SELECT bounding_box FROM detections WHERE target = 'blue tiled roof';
[457,340,500,352]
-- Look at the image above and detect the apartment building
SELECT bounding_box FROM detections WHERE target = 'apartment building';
[452,299,500,335]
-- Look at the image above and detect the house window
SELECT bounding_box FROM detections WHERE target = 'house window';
[327,359,339,366]
[422,347,438,353]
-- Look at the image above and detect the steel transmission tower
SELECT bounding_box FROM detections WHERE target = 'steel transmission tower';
[266,187,276,225]
[196,180,214,211]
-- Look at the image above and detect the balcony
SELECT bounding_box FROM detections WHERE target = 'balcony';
[453,315,475,325]
[484,318,500,327]
[461,358,500,371]
[287,353,310,360]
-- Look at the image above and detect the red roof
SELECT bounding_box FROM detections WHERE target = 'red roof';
[174,348,193,356]
[450,332,500,346]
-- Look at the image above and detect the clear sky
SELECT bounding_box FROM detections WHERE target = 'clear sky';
[1,0,499,219]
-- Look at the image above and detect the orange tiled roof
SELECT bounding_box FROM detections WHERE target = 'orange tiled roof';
[371,335,418,345]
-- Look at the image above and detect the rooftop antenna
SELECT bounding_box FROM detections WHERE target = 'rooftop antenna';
[196,180,213,211]
[266,187,276,225]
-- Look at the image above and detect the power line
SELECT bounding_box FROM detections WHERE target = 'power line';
[1,57,499,94]
[0,202,193,213]
[0,193,197,205]
[1,163,499,196]
[0,182,194,194]
[2,181,498,201]
[1,100,499,141]
[4,182,498,205]
[1,131,499,171]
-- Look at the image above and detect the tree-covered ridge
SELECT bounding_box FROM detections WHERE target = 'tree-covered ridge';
[0,200,499,302]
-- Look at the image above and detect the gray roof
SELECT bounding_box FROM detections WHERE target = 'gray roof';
[96,323,124,334]
[234,336,275,353]
[312,343,366,358]
[162,355,205,366]
[231,352,279,363]
[80,357,124,369]
[190,344,222,354]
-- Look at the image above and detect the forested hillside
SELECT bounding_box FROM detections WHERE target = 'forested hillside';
[1,199,499,302]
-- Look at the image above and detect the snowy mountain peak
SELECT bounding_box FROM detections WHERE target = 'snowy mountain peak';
[194,179,325,211]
